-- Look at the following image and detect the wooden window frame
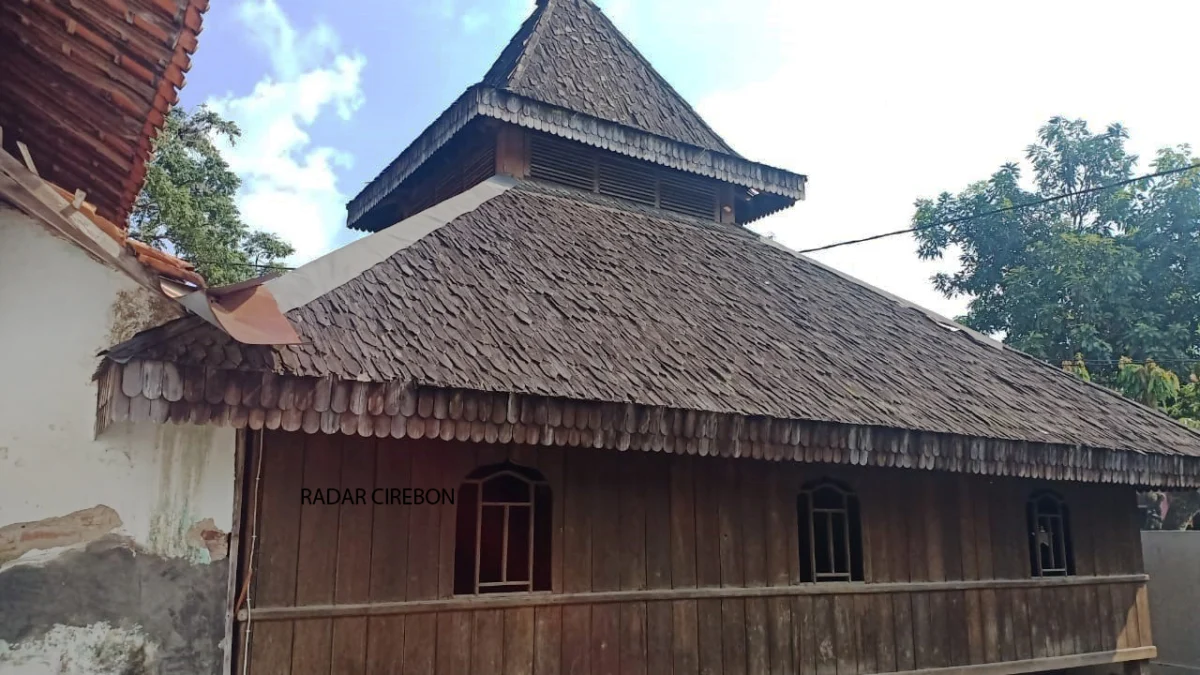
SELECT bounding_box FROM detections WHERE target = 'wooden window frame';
[455,462,552,595]
[1027,490,1075,577]
[798,479,865,583]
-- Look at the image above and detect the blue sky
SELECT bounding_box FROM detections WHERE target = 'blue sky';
[180,0,1200,319]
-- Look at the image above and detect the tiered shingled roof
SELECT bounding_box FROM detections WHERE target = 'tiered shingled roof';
[97,0,1200,486]
[480,0,737,154]
[0,0,206,224]
[102,180,1200,487]
[346,0,804,229]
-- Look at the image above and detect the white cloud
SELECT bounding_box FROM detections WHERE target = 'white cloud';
[207,0,365,265]
[696,0,1200,321]
[461,9,491,33]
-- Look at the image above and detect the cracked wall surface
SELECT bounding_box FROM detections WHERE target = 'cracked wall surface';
[0,206,236,674]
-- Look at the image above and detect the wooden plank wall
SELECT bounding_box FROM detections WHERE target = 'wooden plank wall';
[238,431,1152,675]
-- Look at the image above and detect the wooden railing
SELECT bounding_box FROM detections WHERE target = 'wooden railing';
[237,575,1153,675]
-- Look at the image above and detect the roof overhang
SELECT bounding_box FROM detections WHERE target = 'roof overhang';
[0,0,208,224]
[346,86,807,230]
[94,365,1200,490]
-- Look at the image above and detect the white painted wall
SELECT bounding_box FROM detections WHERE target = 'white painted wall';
[0,203,236,561]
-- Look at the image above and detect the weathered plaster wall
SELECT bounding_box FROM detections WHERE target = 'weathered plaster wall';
[1143,531,1200,675]
[0,204,236,674]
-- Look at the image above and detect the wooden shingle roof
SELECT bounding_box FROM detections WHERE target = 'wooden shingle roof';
[102,179,1200,487]
[0,0,207,224]
[480,0,736,154]
[345,0,805,229]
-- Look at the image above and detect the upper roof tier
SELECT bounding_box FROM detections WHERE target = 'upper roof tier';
[345,0,806,230]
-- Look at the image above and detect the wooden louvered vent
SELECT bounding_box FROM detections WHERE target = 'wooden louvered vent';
[530,134,719,221]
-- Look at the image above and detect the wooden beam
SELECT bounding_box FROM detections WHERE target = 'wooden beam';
[234,574,1149,622]
[16,140,37,175]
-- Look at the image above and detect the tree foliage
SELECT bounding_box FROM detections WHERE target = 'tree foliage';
[913,117,1200,382]
[131,106,293,286]
[913,118,1200,529]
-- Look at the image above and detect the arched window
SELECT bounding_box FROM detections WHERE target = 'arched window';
[797,479,864,582]
[454,462,552,594]
[1027,491,1075,577]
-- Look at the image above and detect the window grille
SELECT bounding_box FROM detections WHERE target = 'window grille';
[797,479,864,582]
[454,462,552,594]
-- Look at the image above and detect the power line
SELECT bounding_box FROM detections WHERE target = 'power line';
[189,259,294,271]
[798,162,1200,255]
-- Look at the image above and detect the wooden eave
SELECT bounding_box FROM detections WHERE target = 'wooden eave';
[346,87,807,230]
[95,360,1200,489]
[0,0,208,224]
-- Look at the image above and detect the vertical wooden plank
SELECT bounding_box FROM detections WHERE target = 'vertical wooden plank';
[506,607,537,675]
[564,451,593,593]
[925,475,947,584]
[403,615,437,675]
[860,474,887,584]
[563,606,592,675]
[370,442,412,602]
[764,466,793,588]
[941,478,964,582]
[885,475,910,583]
[647,602,673,675]
[911,592,933,670]
[874,595,897,674]
[620,454,649,591]
[1094,583,1115,652]
[698,599,725,675]
[277,432,338,667]
[670,456,698,589]
[249,430,306,675]
[673,599,700,675]
[767,596,794,675]
[473,610,505,675]
[907,477,929,583]
[891,594,916,673]
[741,462,768,588]
[1068,485,1096,578]
[964,590,985,665]
[1028,587,1048,658]
[793,595,817,675]
[437,611,473,675]
[366,616,405,675]
[980,589,1001,663]
[973,482,994,581]
[619,602,649,675]
[719,462,747,675]
[813,596,837,675]
[927,592,949,668]
[1135,583,1153,649]
[695,460,724,588]
[644,455,673,590]
[854,596,877,675]
[959,479,979,582]
[945,591,968,666]
[1011,589,1033,662]
[592,605,621,675]
[988,479,1016,580]
[591,452,622,593]
[538,447,567,595]
[746,598,770,675]
[534,607,563,675]
[438,443,478,599]
[407,442,442,601]
[332,437,377,675]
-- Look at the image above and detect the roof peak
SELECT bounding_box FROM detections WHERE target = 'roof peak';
[482,0,737,154]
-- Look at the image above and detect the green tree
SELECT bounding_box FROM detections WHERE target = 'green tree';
[130,106,293,286]
[912,117,1200,383]
[914,117,1200,529]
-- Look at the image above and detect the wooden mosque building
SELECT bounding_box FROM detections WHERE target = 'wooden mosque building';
[98,0,1200,673]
